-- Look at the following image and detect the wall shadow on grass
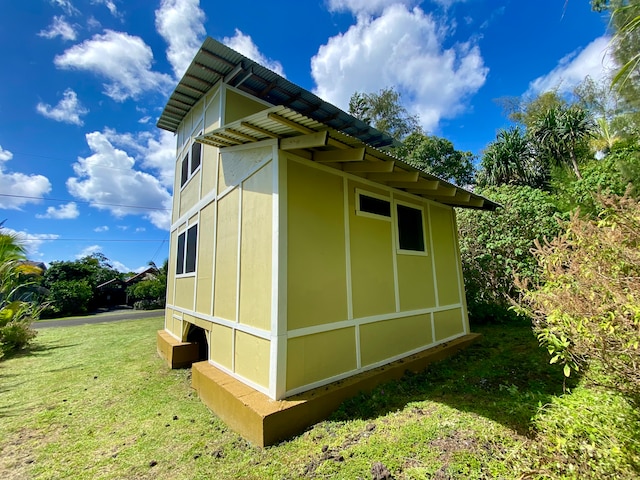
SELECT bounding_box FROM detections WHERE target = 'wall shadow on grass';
[330,320,580,436]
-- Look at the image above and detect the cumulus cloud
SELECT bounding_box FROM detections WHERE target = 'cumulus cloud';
[94,225,109,232]
[66,131,172,230]
[36,202,80,219]
[155,0,206,79]
[100,128,175,189]
[312,4,487,132]
[54,30,173,102]
[527,36,615,96]
[75,244,102,259]
[222,30,285,77]
[0,145,52,210]
[38,16,77,41]
[36,88,88,125]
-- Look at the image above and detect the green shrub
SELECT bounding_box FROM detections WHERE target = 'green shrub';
[0,301,38,358]
[457,185,562,323]
[127,278,166,310]
[46,279,93,316]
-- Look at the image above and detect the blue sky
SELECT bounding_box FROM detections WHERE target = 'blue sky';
[0,0,612,272]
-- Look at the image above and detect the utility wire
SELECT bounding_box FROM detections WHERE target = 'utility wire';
[0,193,171,211]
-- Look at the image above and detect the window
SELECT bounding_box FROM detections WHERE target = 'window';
[396,204,425,252]
[176,224,198,274]
[180,132,203,187]
[356,190,391,219]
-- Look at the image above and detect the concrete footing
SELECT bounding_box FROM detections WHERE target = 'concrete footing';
[156,330,200,369]
[191,333,481,447]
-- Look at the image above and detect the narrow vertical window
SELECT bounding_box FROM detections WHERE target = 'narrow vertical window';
[191,141,202,174]
[176,232,186,274]
[397,204,425,252]
[180,154,189,187]
[185,224,198,273]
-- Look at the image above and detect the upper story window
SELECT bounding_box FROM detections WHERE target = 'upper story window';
[356,190,391,220]
[180,133,203,188]
[176,224,198,275]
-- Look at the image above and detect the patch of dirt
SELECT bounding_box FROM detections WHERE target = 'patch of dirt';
[0,427,56,480]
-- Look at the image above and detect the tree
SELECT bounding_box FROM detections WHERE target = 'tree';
[127,259,168,310]
[457,185,562,323]
[348,87,419,141]
[529,104,595,179]
[394,131,476,186]
[477,126,547,187]
[497,91,567,131]
[516,193,640,404]
[0,229,39,357]
[43,254,122,316]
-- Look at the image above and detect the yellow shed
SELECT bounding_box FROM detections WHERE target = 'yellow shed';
[157,38,498,445]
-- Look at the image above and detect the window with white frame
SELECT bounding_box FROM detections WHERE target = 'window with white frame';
[176,224,198,275]
[356,190,391,220]
[395,202,426,253]
[180,132,203,188]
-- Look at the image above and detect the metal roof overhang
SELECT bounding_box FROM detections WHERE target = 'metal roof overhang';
[157,37,398,149]
[197,106,499,211]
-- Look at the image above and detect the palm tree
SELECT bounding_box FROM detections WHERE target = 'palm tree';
[530,105,595,180]
[478,126,546,187]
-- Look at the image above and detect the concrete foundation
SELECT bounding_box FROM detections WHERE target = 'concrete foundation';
[191,333,481,447]
[156,330,200,369]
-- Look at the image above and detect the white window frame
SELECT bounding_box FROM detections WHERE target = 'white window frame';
[175,223,198,277]
[394,199,428,256]
[355,188,392,222]
[179,130,203,190]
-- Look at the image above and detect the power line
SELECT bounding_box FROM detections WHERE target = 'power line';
[0,193,171,211]
[21,238,169,242]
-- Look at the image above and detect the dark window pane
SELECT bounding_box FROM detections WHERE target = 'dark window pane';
[185,224,198,273]
[191,142,201,174]
[176,232,186,274]
[397,204,425,252]
[181,154,189,186]
[359,194,391,217]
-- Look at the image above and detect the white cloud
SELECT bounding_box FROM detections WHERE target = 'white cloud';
[311,4,487,132]
[327,0,417,16]
[94,225,109,232]
[222,30,286,77]
[66,131,172,230]
[54,30,173,102]
[0,145,52,210]
[36,88,88,125]
[93,0,119,17]
[100,128,175,189]
[138,116,151,124]
[111,260,131,273]
[135,227,146,232]
[2,227,59,257]
[38,16,77,41]
[76,244,102,259]
[50,0,79,16]
[155,0,206,79]
[36,202,80,219]
[527,36,615,97]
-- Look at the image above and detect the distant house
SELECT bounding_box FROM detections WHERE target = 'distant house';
[156,38,498,445]
[96,266,159,308]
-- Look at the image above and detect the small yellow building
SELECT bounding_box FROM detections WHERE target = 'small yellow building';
[157,38,497,444]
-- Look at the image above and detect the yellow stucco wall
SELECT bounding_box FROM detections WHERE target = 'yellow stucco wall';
[239,163,273,331]
[167,229,177,305]
[433,308,464,341]
[196,202,215,315]
[349,181,396,318]
[360,314,432,367]
[287,159,348,330]
[235,331,270,388]
[201,145,218,197]
[224,89,268,124]
[179,170,201,218]
[164,308,181,338]
[210,323,233,370]
[213,188,239,321]
[175,276,195,310]
[429,204,461,306]
[286,328,357,391]
[204,89,220,134]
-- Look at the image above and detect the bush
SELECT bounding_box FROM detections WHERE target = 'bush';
[457,185,562,323]
[516,194,640,403]
[0,301,38,358]
[127,277,166,310]
[47,279,93,317]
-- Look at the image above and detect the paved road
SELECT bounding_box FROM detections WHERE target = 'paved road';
[35,309,165,329]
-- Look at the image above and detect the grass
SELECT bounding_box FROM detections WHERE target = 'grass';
[0,316,634,479]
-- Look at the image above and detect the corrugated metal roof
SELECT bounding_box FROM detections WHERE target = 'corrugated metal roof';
[197,106,499,211]
[157,37,398,149]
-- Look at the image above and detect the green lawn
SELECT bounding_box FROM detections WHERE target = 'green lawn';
[0,317,589,479]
